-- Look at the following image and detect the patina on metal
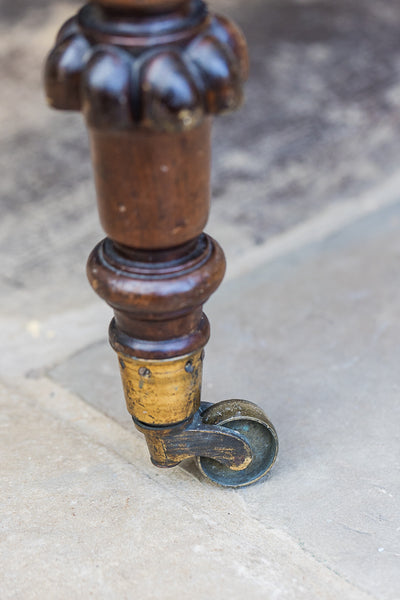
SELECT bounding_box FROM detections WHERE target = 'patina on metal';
[44,0,279,487]
[197,400,279,487]
[133,402,254,470]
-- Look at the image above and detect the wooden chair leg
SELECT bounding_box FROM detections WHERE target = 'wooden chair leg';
[44,0,278,487]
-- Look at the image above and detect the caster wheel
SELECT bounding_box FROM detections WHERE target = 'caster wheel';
[196,399,278,488]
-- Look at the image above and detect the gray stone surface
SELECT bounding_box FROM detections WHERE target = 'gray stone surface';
[51,202,400,600]
[0,377,373,600]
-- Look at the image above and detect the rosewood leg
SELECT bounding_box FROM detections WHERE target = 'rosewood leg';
[45,0,278,487]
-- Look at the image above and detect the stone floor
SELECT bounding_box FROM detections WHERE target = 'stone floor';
[1,0,400,598]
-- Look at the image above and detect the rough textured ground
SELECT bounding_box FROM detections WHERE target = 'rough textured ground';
[1,0,400,598]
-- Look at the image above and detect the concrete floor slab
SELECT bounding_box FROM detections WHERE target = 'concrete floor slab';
[0,377,372,600]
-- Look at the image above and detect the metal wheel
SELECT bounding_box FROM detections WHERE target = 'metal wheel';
[196,399,278,488]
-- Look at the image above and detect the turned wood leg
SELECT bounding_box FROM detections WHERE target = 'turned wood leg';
[44,0,278,487]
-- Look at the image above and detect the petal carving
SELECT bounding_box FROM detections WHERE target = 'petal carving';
[56,16,80,45]
[45,5,248,129]
[141,52,203,131]
[186,35,242,114]
[208,15,249,81]
[44,34,90,110]
[82,48,133,129]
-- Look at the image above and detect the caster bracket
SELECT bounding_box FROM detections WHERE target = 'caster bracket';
[133,403,253,471]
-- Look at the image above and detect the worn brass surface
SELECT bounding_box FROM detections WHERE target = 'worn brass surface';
[134,403,253,470]
[118,350,203,426]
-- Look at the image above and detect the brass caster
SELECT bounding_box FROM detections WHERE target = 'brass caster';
[196,399,279,488]
[133,402,254,472]
[134,399,278,488]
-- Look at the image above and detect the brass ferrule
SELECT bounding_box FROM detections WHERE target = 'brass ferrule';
[117,349,204,426]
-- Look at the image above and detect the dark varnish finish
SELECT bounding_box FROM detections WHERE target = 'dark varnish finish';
[45,0,247,362]
[45,0,279,487]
